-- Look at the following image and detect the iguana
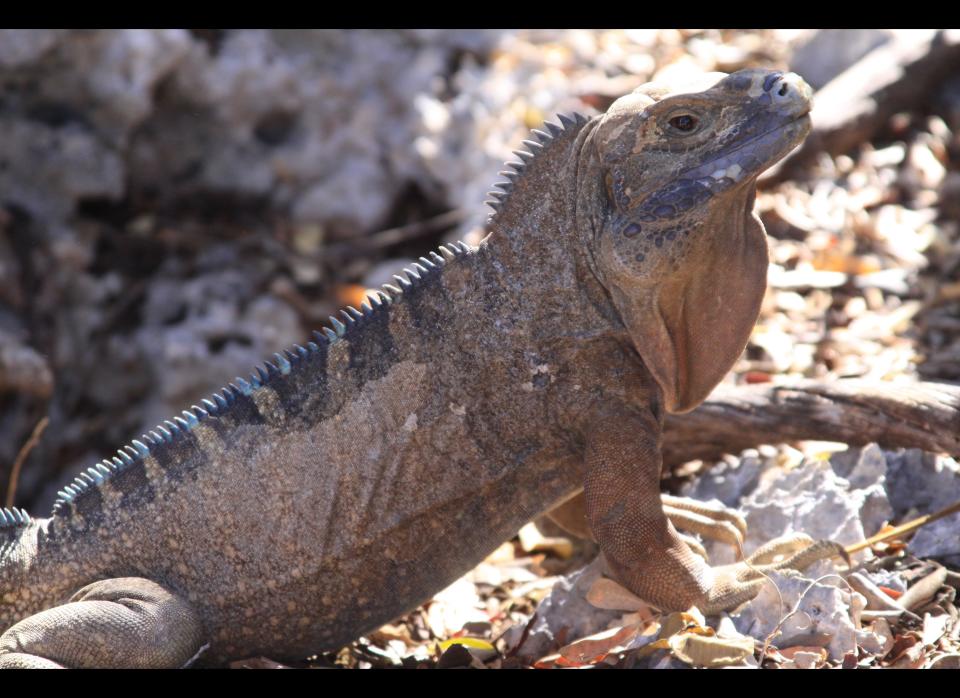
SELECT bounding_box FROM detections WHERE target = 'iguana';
[0,68,831,668]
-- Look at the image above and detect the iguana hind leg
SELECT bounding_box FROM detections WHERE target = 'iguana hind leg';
[583,408,844,614]
[545,491,594,540]
[0,577,204,668]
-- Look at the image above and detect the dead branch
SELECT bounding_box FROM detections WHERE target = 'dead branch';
[663,379,960,468]
[5,416,48,508]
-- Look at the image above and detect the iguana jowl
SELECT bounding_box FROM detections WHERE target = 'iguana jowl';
[0,69,824,667]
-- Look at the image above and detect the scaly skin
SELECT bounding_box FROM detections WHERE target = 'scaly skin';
[0,69,824,668]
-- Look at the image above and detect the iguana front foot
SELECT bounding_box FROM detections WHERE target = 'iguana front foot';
[546,492,747,553]
[584,409,845,614]
[694,535,848,614]
[0,577,204,668]
[660,494,748,557]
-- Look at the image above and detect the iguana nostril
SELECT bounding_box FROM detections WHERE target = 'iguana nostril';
[766,73,813,112]
[762,73,782,92]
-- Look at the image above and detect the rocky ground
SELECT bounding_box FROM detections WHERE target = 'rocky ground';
[2,29,959,668]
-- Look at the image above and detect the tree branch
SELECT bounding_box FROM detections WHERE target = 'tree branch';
[662,380,960,468]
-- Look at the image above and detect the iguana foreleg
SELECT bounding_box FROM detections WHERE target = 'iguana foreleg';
[583,406,843,614]
[547,491,748,556]
[0,577,204,668]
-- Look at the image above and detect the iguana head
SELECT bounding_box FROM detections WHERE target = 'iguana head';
[584,69,812,413]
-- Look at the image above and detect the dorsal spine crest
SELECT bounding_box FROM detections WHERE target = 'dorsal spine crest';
[485,113,590,225]
[47,238,473,521]
[0,507,31,530]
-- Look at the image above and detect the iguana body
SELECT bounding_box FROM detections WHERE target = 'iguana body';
[0,69,818,667]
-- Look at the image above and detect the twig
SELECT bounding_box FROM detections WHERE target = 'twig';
[327,208,467,257]
[758,574,853,665]
[5,416,48,508]
[844,499,960,555]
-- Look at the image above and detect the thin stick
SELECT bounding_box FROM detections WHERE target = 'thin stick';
[758,574,853,664]
[328,208,468,257]
[5,416,48,508]
[364,208,467,249]
[844,499,960,555]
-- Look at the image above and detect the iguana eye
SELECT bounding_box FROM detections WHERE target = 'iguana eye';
[669,114,698,132]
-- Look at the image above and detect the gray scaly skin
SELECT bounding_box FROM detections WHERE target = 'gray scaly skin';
[0,69,831,668]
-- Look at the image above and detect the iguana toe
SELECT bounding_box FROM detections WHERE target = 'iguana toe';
[700,535,849,614]
[662,494,748,557]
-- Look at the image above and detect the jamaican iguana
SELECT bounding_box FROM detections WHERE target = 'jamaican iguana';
[0,68,832,668]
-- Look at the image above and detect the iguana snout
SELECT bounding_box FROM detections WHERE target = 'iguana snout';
[585,69,812,413]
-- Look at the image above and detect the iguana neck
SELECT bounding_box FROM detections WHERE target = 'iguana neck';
[482,114,625,345]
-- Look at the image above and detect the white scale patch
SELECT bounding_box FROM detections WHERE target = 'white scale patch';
[251,385,284,422]
[710,163,743,181]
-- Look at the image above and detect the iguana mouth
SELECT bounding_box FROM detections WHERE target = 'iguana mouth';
[622,109,812,223]
[685,112,811,185]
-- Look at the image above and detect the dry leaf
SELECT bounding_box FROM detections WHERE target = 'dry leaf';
[889,643,926,669]
[744,370,773,384]
[668,632,755,667]
[517,522,574,558]
[555,623,643,667]
[862,618,895,657]
[878,585,903,600]
[439,637,497,652]
[229,656,294,669]
[586,577,654,613]
[483,541,517,564]
[439,637,498,662]
[368,624,413,647]
[884,632,923,667]
[779,646,828,669]
[921,613,950,647]
[533,653,562,669]
[335,283,375,309]
[779,645,829,661]
[929,654,960,669]
[658,610,707,640]
[633,638,673,660]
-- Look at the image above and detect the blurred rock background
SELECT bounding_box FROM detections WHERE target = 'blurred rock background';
[1,29,959,518]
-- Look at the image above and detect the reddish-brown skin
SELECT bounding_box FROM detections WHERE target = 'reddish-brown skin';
[0,69,821,667]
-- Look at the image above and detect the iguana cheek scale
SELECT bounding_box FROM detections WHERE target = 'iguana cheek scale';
[0,69,836,668]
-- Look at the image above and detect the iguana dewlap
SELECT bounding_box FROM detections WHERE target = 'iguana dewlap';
[0,69,824,668]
